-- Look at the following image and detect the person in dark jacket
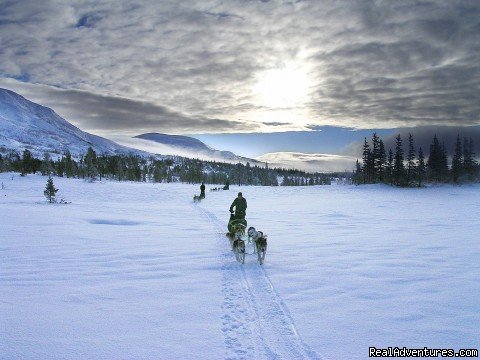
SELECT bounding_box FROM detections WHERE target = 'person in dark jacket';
[200,182,206,198]
[223,179,230,190]
[230,192,247,219]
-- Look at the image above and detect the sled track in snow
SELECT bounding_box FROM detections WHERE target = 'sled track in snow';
[194,203,321,360]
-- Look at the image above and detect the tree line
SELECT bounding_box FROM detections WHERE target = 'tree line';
[353,133,479,186]
[0,147,332,186]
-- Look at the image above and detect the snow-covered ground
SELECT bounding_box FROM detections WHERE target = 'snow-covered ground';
[1,173,479,359]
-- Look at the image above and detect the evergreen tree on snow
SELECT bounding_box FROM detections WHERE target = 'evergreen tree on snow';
[440,142,449,181]
[428,135,444,182]
[362,138,371,184]
[353,159,362,184]
[371,133,380,181]
[84,147,99,181]
[393,134,405,186]
[463,137,476,180]
[41,152,54,176]
[64,151,74,178]
[406,133,416,186]
[44,176,58,203]
[378,139,386,182]
[451,135,463,183]
[21,149,33,175]
[417,147,426,187]
[386,149,394,185]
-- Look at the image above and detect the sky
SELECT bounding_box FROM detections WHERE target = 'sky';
[0,0,479,169]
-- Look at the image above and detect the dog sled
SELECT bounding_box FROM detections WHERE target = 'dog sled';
[193,194,205,202]
[226,214,267,264]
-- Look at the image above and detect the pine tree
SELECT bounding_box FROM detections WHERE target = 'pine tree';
[469,138,478,179]
[353,159,362,184]
[66,151,76,178]
[428,135,443,182]
[378,139,386,182]
[44,176,58,203]
[362,138,371,183]
[463,137,469,169]
[417,147,426,187]
[451,135,463,183]
[41,152,54,176]
[116,159,124,181]
[55,157,65,177]
[393,134,405,186]
[386,149,394,185]
[22,149,33,175]
[406,133,416,186]
[440,142,449,181]
[463,137,476,179]
[372,133,380,182]
[83,147,99,181]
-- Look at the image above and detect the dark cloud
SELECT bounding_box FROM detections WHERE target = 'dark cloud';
[75,13,104,28]
[0,80,256,135]
[0,0,478,134]
[261,121,292,127]
[342,126,480,160]
[307,1,480,128]
[382,126,480,158]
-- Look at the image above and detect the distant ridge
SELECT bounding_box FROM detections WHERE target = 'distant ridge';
[134,132,260,164]
[136,133,214,152]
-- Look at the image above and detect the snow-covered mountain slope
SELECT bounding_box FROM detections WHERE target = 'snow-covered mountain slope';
[0,87,136,157]
[137,133,216,152]
[129,132,261,164]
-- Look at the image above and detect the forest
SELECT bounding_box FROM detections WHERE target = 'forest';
[353,133,479,186]
[0,147,332,187]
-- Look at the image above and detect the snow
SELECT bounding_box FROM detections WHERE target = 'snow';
[1,173,479,359]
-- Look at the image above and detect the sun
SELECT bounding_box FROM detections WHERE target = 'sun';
[253,62,312,109]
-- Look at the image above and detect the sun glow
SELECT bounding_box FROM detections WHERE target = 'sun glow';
[253,62,313,109]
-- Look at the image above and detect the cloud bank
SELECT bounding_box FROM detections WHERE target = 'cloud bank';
[256,152,357,173]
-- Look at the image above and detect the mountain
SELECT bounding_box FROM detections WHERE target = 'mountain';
[137,133,214,152]
[129,132,260,164]
[0,87,260,165]
[0,87,137,157]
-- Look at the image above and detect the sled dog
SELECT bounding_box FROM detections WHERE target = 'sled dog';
[248,226,267,265]
[231,238,246,262]
[227,223,246,263]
